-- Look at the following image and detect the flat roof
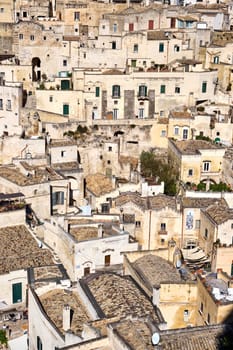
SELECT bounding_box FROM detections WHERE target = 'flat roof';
[170,139,224,155]
[86,173,114,197]
[0,225,54,274]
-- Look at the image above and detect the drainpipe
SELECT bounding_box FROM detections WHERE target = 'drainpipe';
[148,210,152,250]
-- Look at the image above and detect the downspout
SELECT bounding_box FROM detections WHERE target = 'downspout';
[148,209,152,250]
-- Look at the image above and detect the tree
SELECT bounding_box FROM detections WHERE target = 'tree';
[0,330,8,348]
[140,151,178,196]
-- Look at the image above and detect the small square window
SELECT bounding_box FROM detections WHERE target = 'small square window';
[23,11,27,18]
[63,60,67,66]
[175,86,180,93]
[174,127,179,135]
[231,223,233,229]
[188,169,193,176]
[161,130,166,137]
[49,96,53,102]
[108,146,112,151]
[133,44,138,53]
[135,221,141,227]
[216,131,220,136]
[0,8,4,13]
[30,35,35,41]
[61,150,66,157]
[107,160,111,164]
[161,223,166,231]
[19,34,23,40]
[43,36,46,40]
[102,25,105,29]
[159,42,164,52]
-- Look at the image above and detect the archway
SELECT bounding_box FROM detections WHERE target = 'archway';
[32,57,41,81]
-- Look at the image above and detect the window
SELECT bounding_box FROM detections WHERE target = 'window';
[113,23,117,32]
[49,96,53,102]
[174,45,180,52]
[188,169,193,176]
[43,36,46,40]
[183,128,188,140]
[37,336,43,350]
[0,98,2,109]
[23,11,27,18]
[63,104,69,115]
[107,160,111,165]
[12,282,22,303]
[213,56,219,64]
[133,44,138,53]
[139,108,144,119]
[216,131,220,136]
[0,8,4,13]
[159,43,164,52]
[84,267,90,276]
[175,86,180,93]
[19,34,23,40]
[129,23,134,31]
[138,85,147,97]
[195,220,200,229]
[160,110,164,117]
[161,238,165,245]
[83,53,86,59]
[135,221,141,227]
[61,151,66,157]
[203,161,210,172]
[112,41,116,49]
[204,228,208,239]
[74,11,80,21]
[95,86,100,97]
[184,309,189,321]
[52,191,64,205]
[148,20,154,30]
[207,313,210,324]
[202,81,207,93]
[200,302,203,313]
[231,223,233,229]
[6,100,11,110]
[174,126,179,135]
[108,146,112,151]
[30,35,35,41]
[112,85,120,98]
[113,108,118,119]
[63,60,67,66]
[161,223,166,231]
[105,255,111,266]
[160,85,166,93]
[131,59,137,68]
[161,130,166,137]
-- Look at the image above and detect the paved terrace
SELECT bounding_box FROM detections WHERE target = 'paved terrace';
[82,273,163,324]
[0,225,54,274]
[0,164,63,186]
[39,289,90,336]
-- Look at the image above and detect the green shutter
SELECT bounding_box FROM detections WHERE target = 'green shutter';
[96,86,100,97]
[63,104,69,115]
[61,80,70,90]
[159,43,164,52]
[12,282,22,303]
[202,82,207,93]
[160,85,166,94]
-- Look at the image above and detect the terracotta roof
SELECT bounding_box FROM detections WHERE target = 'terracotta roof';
[147,31,169,41]
[204,204,233,225]
[83,273,162,323]
[171,139,224,155]
[170,110,192,119]
[86,173,114,197]
[39,289,90,336]
[102,69,124,75]
[115,193,177,211]
[0,225,54,274]
[133,254,182,289]
[183,197,227,209]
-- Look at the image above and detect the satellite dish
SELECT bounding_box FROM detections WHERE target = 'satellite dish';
[176,259,182,268]
[151,332,160,345]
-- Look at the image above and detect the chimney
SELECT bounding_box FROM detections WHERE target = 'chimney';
[63,304,71,331]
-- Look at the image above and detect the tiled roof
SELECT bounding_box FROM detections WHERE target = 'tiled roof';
[39,289,90,336]
[133,254,182,289]
[113,320,233,350]
[84,273,162,323]
[86,173,114,197]
[171,139,224,155]
[114,193,177,211]
[183,197,227,209]
[204,204,233,225]
[147,31,169,40]
[0,165,63,186]
[0,225,54,274]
